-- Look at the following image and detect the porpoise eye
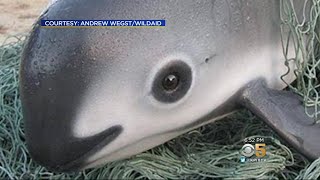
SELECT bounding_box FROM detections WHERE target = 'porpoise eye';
[152,60,192,103]
[162,74,179,91]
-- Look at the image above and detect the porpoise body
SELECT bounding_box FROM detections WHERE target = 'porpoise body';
[20,0,320,172]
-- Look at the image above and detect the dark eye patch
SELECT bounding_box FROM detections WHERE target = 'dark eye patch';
[151,60,192,103]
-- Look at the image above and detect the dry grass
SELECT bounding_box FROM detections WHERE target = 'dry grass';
[0,0,48,43]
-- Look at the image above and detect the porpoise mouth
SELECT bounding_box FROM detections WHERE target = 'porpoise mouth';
[26,125,123,172]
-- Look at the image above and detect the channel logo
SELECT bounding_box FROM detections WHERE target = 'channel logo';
[241,143,266,157]
[239,137,267,163]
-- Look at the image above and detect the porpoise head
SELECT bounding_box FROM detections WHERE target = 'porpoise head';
[20,0,299,172]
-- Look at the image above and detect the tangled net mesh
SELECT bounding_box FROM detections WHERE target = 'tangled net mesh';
[280,0,320,123]
[0,0,320,179]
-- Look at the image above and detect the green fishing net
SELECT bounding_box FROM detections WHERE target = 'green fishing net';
[280,0,320,123]
[1,0,320,179]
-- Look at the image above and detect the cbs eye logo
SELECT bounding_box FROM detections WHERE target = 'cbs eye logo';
[241,144,266,157]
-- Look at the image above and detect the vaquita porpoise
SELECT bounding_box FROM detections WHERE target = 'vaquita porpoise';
[19,0,319,172]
